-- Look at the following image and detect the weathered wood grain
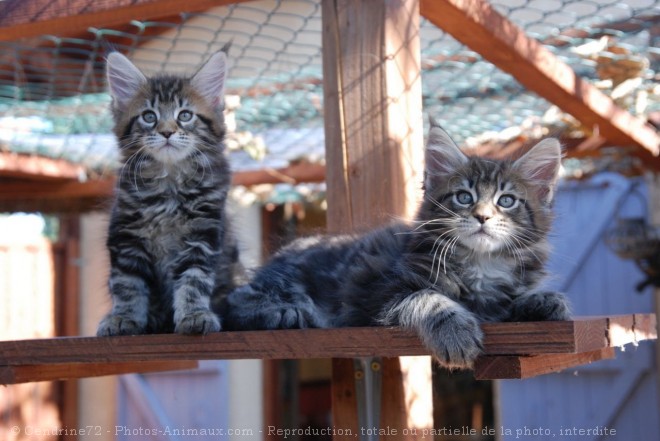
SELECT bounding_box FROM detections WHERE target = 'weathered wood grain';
[0,316,652,363]
[322,0,424,232]
[0,327,427,366]
[0,315,654,383]
[475,348,616,380]
[0,361,198,384]
[0,316,654,366]
[330,358,359,434]
[321,0,430,437]
[0,0,252,41]
[481,318,610,354]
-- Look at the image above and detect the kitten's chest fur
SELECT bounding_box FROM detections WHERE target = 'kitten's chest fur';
[141,195,191,257]
[460,256,516,293]
[449,253,522,321]
[122,177,211,266]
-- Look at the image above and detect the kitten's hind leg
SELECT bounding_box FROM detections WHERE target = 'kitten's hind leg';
[382,290,483,370]
[509,291,571,322]
[224,285,328,330]
[97,271,150,336]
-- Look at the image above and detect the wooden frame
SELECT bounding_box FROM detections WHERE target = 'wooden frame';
[420,0,660,162]
[0,0,658,438]
[0,163,324,212]
[321,0,431,434]
[0,152,89,180]
[0,315,655,384]
[1,0,658,211]
[1,0,655,155]
[0,0,251,41]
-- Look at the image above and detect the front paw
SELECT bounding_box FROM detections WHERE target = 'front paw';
[175,310,221,334]
[422,312,484,370]
[510,291,572,322]
[97,314,145,336]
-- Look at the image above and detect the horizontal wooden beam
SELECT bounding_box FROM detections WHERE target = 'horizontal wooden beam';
[0,178,114,200]
[481,317,610,354]
[0,152,88,180]
[0,314,654,383]
[420,0,660,161]
[475,348,616,380]
[0,360,198,384]
[0,0,252,41]
[0,161,326,204]
[232,161,325,186]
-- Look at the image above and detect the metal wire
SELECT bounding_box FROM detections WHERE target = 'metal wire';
[0,0,657,172]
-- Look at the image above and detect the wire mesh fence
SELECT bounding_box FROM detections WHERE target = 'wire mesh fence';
[0,0,657,174]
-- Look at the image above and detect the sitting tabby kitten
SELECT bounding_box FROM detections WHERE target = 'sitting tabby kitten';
[97,49,242,336]
[225,123,570,369]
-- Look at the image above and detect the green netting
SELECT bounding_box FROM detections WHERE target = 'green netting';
[0,0,657,172]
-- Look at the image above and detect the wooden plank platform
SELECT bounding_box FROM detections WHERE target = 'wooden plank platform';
[0,361,199,384]
[0,314,655,384]
[475,348,617,380]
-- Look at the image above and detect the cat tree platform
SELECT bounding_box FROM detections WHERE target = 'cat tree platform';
[0,314,655,385]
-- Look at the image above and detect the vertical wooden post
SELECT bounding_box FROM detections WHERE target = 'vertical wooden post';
[322,0,424,231]
[322,0,432,438]
[54,215,81,437]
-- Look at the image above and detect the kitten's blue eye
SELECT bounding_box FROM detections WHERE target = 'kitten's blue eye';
[456,191,473,205]
[178,110,193,122]
[498,195,516,208]
[142,111,157,124]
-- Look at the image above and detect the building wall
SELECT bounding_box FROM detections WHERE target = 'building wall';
[496,174,659,441]
[0,225,60,441]
[646,174,660,411]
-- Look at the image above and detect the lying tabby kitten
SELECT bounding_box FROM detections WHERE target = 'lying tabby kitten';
[98,49,243,336]
[225,123,570,368]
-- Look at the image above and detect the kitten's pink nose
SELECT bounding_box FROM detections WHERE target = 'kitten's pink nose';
[160,131,174,139]
[474,213,491,224]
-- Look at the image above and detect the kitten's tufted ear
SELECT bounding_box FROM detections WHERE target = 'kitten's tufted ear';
[424,122,468,189]
[106,52,147,110]
[514,138,562,204]
[191,50,228,109]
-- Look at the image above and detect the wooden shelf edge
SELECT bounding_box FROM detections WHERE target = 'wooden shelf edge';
[0,360,199,384]
[474,348,617,380]
[0,314,654,383]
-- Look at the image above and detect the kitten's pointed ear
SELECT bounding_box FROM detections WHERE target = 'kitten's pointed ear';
[106,52,147,110]
[514,138,563,204]
[424,122,468,189]
[191,51,228,109]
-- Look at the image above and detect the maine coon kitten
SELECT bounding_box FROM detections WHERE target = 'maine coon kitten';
[97,49,243,336]
[225,123,571,369]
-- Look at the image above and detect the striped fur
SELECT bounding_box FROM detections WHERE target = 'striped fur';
[225,124,570,369]
[97,50,244,336]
